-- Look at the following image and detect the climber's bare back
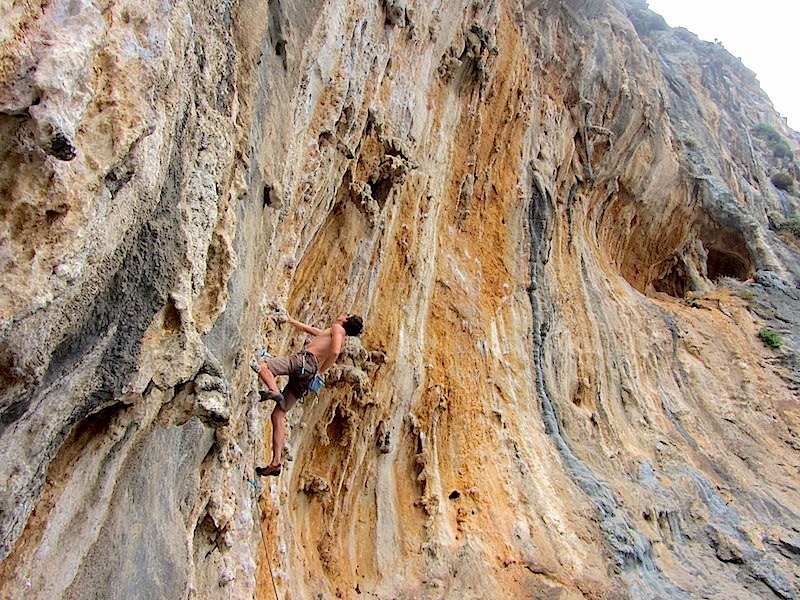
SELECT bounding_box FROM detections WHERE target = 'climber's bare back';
[302,316,347,372]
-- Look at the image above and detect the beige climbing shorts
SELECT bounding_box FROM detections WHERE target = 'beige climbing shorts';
[263,351,319,411]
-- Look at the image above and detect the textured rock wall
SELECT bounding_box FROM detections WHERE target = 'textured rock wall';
[1,0,799,599]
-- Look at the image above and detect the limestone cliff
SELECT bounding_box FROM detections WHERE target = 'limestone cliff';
[1,0,799,598]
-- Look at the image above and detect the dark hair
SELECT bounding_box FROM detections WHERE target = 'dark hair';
[343,315,363,336]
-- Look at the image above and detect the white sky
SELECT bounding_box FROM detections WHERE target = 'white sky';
[646,0,800,131]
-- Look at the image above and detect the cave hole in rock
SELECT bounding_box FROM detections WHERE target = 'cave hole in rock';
[194,511,222,557]
[369,178,393,208]
[45,208,65,224]
[163,298,182,331]
[706,248,751,281]
[326,405,349,446]
[652,229,755,298]
[652,262,691,299]
[262,185,274,208]
[60,401,129,461]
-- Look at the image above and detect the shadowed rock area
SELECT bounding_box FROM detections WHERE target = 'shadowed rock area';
[1,0,799,598]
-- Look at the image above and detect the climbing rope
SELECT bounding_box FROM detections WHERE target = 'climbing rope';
[249,410,281,600]
[254,489,280,600]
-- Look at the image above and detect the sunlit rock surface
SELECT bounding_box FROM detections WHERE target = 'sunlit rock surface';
[1,0,799,598]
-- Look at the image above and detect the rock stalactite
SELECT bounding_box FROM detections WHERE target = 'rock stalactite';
[1,0,799,598]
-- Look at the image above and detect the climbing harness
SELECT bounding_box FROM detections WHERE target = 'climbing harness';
[293,350,319,403]
[299,351,325,394]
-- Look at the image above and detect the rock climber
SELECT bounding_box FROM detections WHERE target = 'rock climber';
[254,311,364,476]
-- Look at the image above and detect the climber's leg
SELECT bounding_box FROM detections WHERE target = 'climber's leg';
[269,404,286,469]
[258,360,284,396]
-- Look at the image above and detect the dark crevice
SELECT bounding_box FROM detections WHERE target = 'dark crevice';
[653,260,692,298]
[651,231,755,299]
[326,405,349,445]
[262,184,274,208]
[369,178,392,208]
[599,176,756,298]
[268,0,288,69]
[104,163,135,198]
[707,248,750,281]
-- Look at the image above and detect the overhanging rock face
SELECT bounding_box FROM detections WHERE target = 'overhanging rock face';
[1,1,799,598]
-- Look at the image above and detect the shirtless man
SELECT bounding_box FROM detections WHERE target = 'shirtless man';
[255,312,364,476]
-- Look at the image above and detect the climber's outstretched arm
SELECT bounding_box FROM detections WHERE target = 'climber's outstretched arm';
[286,314,323,336]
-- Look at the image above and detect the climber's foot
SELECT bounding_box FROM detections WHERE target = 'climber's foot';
[259,390,284,404]
[256,464,282,477]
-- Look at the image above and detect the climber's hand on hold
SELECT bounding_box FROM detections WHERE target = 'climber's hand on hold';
[270,303,288,325]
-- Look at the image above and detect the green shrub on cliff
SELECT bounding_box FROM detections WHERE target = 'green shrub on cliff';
[780,214,800,236]
[753,123,793,159]
[772,139,793,158]
[758,328,783,349]
[753,122,781,142]
[771,172,794,191]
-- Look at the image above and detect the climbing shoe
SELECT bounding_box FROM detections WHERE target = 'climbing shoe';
[256,464,281,477]
[259,390,284,404]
